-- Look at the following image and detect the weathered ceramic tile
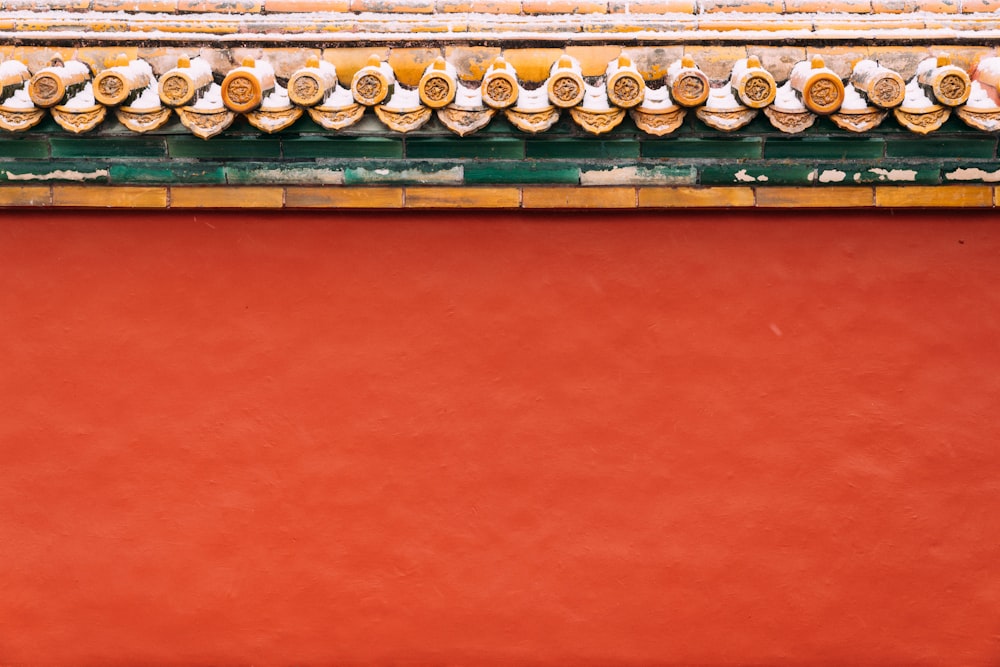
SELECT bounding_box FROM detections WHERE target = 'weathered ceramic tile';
[643,137,763,159]
[464,162,580,184]
[109,162,225,183]
[282,137,404,159]
[765,137,886,160]
[50,137,168,159]
[406,137,524,159]
[525,138,640,159]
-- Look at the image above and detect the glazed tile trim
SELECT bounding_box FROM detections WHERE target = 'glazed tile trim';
[3,49,1000,137]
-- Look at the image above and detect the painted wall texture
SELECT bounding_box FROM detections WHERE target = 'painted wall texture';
[1,210,999,665]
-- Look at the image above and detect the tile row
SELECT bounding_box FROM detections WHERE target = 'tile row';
[3,11,1000,43]
[4,118,997,156]
[1,183,996,208]
[3,157,1000,186]
[2,0,998,14]
[5,49,1000,138]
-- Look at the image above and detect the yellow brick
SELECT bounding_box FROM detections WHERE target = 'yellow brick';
[74,47,139,72]
[609,0,695,12]
[322,47,391,84]
[682,45,748,81]
[170,186,283,208]
[804,45,871,79]
[962,0,1000,11]
[285,187,403,208]
[795,0,872,12]
[927,16,998,30]
[755,46,808,81]
[872,0,956,11]
[405,186,520,208]
[565,46,622,76]
[583,22,645,33]
[925,45,995,72]
[4,0,91,8]
[349,0,434,12]
[706,18,813,32]
[51,186,167,208]
[437,0,521,12]
[264,0,349,10]
[875,186,994,208]
[817,18,926,31]
[178,0,260,11]
[501,48,564,83]
[0,186,51,207]
[93,0,177,10]
[444,46,503,81]
[522,0,608,13]
[698,0,782,11]
[387,47,444,87]
[638,186,755,208]
[755,187,874,208]
[866,46,930,80]
[621,46,684,81]
[522,186,635,208]
[150,19,239,33]
[411,22,463,32]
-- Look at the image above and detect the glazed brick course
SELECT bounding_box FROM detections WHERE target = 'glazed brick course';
[1,107,997,208]
[2,184,996,208]
[13,0,997,13]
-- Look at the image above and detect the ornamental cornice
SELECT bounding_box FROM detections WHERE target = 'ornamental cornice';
[0,0,999,44]
[2,45,998,136]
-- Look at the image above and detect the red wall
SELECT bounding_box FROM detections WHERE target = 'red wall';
[1,209,999,665]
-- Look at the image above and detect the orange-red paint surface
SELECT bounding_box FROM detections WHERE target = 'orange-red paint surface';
[2,210,1000,665]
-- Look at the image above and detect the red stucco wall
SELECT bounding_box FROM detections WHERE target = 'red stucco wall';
[1,209,999,665]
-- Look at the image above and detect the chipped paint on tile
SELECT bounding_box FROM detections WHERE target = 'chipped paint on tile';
[232,167,345,184]
[349,165,463,184]
[5,169,109,182]
[818,169,847,183]
[580,165,695,185]
[868,168,918,182]
[734,168,768,183]
[944,167,1000,183]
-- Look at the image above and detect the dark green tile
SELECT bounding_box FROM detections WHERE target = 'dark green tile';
[406,137,524,160]
[109,162,225,184]
[0,138,49,159]
[700,163,817,186]
[479,115,517,134]
[484,113,575,135]
[281,136,403,159]
[226,162,344,185]
[885,137,996,159]
[465,161,579,184]
[0,160,110,182]
[940,163,1000,184]
[580,164,696,186]
[765,137,885,160]
[525,138,640,160]
[344,161,462,185]
[852,165,940,185]
[50,137,166,159]
[643,137,763,160]
[167,136,281,159]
